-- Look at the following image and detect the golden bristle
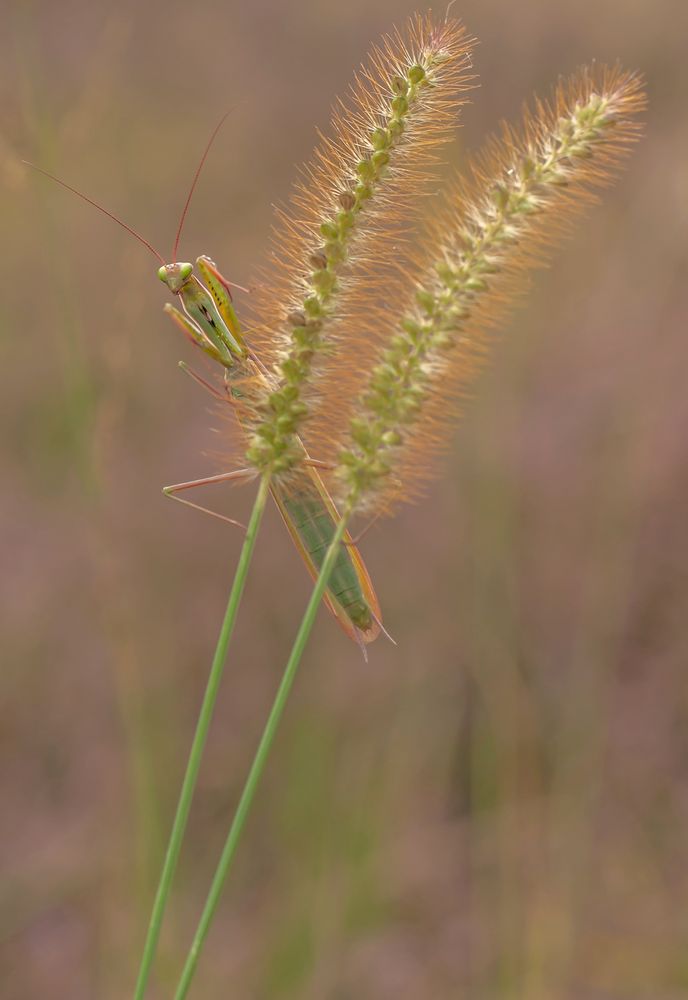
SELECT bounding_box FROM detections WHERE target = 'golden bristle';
[318,65,646,514]
[241,13,476,476]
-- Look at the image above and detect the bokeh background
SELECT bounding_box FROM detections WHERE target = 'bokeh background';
[2,1,686,997]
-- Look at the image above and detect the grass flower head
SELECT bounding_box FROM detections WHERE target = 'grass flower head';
[325,65,646,514]
[243,13,476,478]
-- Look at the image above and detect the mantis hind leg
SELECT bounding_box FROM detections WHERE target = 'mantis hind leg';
[162,468,257,530]
[343,510,384,546]
[163,459,335,530]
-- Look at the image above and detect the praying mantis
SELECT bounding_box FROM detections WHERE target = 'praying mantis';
[28,122,383,652]
[158,253,382,650]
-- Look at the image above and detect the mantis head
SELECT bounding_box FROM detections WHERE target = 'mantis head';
[157,261,194,294]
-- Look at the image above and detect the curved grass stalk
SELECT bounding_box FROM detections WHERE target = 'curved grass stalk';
[133,474,271,1000]
[172,512,351,1000]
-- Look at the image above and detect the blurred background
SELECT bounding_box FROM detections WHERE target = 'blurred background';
[2,1,686,997]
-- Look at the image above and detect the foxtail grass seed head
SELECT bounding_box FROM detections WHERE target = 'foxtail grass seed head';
[244,13,476,477]
[333,66,646,513]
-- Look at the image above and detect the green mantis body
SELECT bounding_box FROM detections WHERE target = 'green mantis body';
[27,137,382,649]
[160,256,381,649]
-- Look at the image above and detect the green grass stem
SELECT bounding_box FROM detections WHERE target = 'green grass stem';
[133,473,271,1000]
[172,511,351,999]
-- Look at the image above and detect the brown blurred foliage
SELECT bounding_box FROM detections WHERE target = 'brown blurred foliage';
[1,1,686,998]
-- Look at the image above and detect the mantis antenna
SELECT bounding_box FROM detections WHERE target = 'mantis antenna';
[22,109,233,266]
[22,161,166,265]
[171,109,233,263]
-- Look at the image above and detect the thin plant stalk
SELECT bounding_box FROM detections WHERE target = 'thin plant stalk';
[133,473,272,1000]
[172,512,352,1000]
